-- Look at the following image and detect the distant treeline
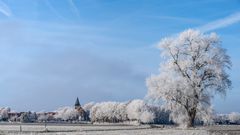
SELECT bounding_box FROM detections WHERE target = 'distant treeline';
[0,100,239,125]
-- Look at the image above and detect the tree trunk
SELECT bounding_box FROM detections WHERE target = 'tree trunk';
[186,91,199,128]
[187,108,196,128]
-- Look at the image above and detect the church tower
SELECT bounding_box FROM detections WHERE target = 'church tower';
[74,97,89,121]
[75,97,81,109]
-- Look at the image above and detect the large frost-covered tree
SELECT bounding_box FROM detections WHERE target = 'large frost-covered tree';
[147,29,231,127]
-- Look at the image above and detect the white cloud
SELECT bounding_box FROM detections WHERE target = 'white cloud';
[198,12,240,32]
[0,0,12,17]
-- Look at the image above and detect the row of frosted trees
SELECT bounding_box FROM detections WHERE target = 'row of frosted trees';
[85,100,170,124]
[57,100,240,125]
[1,105,240,125]
[0,100,170,124]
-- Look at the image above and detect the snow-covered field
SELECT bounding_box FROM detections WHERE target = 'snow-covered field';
[0,123,239,135]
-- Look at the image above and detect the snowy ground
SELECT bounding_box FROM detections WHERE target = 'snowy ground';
[0,123,239,135]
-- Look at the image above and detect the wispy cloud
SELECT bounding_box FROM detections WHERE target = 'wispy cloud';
[0,0,12,17]
[147,15,202,24]
[68,0,80,18]
[45,0,65,21]
[198,12,240,32]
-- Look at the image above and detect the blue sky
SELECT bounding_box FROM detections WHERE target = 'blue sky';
[0,0,239,113]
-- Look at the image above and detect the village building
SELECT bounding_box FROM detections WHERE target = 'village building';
[74,97,89,121]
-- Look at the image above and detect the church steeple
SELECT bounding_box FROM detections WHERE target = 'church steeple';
[75,97,81,109]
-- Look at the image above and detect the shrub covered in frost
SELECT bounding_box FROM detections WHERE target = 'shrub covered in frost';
[54,107,79,121]
[228,112,240,124]
[0,107,11,121]
[90,102,128,123]
[213,114,230,124]
[83,102,95,119]
[20,111,37,123]
[126,100,155,123]
[90,100,155,124]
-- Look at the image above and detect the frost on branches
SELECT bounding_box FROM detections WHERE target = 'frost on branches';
[126,100,155,123]
[146,29,231,127]
[54,107,79,121]
[90,100,155,124]
[0,107,11,121]
[83,102,95,119]
[90,102,127,123]
[228,112,240,124]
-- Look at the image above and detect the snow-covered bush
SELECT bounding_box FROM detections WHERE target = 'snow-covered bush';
[83,102,95,120]
[90,102,128,123]
[90,100,155,124]
[38,114,48,122]
[228,112,240,124]
[213,114,229,124]
[20,111,37,123]
[37,113,52,122]
[54,107,78,121]
[126,100,155,123]
[83,102,95,112]
[115,103,128,122]
[212,112,240,125]
[0,107,11,121]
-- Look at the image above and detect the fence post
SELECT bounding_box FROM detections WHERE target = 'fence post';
[44,121,48,132]
[20,124,22,132]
